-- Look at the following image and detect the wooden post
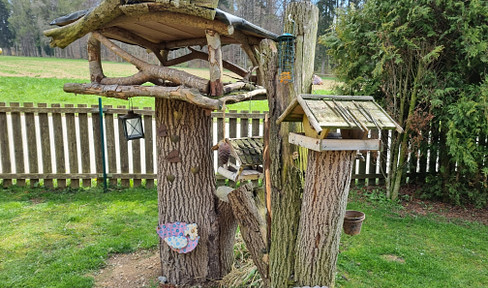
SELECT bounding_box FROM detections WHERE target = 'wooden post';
[295,150,356,287]
[0,102,12,187]
[205,29,223,97]
[260,3,318,287]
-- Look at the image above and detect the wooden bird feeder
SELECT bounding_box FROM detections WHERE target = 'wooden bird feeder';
[277,94,403,152]
[217,137,264,182]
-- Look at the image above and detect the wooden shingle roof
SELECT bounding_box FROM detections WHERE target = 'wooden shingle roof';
[228,137,264,167]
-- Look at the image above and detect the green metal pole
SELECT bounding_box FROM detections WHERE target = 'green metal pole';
[98,98,108,192]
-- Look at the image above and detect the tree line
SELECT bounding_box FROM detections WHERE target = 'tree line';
[0,0,357,73]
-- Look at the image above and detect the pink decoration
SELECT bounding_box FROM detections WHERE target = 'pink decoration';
[157,222,200,254]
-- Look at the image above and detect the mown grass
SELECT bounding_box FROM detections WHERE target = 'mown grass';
[0,186,158,288]
[1,185,487,288]
[337,189,488,287]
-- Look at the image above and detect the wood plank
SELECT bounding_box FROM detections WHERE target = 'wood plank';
[117,106,130,187]
[288,133,380,152]
[24,103,38,187]
[229,110,237,138]
[65,104,79,188]
[10,103,25,186]
[132,107,142,187]
[143,107,154,188]
[252,111,260,136]
[38,103,53,188]
[379,130,389,184]
[52,104,66,188]
[0,106,156,115]
[212,112,265,119]
[357,151,366,185]
[368,130,379,186]
[217,117,224,141]
[0,102,12,187]
[78,104,91,187]
[104,105,117,187]
[91,105,103,187]
[240,110,249,138]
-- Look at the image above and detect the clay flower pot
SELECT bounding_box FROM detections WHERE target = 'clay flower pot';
[343,210,365,236]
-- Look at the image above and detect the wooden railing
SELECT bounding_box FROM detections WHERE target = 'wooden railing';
[0,102,404,188]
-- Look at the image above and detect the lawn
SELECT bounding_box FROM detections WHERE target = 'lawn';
[0,56,335,112]
[1,186,487,288]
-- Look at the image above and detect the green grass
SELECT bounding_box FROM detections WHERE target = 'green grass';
[0,186,158,288]
[1,186,487,288]
[336,189,488,287]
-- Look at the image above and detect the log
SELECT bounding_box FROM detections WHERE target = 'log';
[206,29,224,97]
[63,83,220,110]
[87,34,104,83]
[92,32,210,93]
[227,183,270,287]
[43,0,123,48]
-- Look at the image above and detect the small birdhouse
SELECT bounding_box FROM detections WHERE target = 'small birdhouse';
[277,94,403,152]
[216,137,264,182]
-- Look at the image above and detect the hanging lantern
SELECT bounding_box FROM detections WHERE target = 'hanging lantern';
[277,32,295,84]
[120,110,144,140]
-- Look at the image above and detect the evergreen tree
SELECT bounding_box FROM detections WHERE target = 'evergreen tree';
[0,0,14,50]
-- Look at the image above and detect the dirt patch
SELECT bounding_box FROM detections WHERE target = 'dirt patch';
[91,249,161,288]
[381,254,405,263]
[398,185,488,226]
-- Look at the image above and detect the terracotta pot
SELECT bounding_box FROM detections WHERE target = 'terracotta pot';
[343,210,365,236]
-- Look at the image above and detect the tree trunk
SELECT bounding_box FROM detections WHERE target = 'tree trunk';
[295,150,356,287]
[260,3,319,287]
[156,98,230,286]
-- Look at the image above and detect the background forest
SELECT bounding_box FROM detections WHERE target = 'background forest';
[0,0,359,72]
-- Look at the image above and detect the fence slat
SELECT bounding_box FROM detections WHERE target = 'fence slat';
[217,117,224,141]
[23,103,38,187]
[11,103,25,186]
[92,105,103,187]
[132,107,142,187]
[104,106,117,187]
[368,130,379,186]
[241,110,249,137]
[52,104,66,188]
[0,102,12,187]
[252,111,260,136]
[65,104,79,188]
[229,110,237,138]
[117,106,130,187]
[39,103,53,188]
[144,107,154,188]
[78,104,90,187]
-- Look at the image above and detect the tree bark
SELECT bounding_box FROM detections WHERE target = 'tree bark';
[206,30,224,97]
[260,2,319,287]
[228,183,270,287]
[156,98,230,286]
[295,150,356,287]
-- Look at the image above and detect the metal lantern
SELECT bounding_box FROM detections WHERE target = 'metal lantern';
[120,110,144,140]
[277,32,296,84]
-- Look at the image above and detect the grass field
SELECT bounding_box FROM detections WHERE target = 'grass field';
[0,56,336,112]
[0,186,487,288]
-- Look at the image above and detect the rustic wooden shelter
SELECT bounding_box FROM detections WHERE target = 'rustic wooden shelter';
[216,137,264,182]
[277,94,403,151]
[44,0,277,286]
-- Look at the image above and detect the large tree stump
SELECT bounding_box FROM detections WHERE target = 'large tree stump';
[295,150,356,287]
[156,98,231,286]
[260,2,319,287]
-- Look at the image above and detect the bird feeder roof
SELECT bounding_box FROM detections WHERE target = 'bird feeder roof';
[277,94,403,134]
[227,137,264,167]
[45,0,278,49]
